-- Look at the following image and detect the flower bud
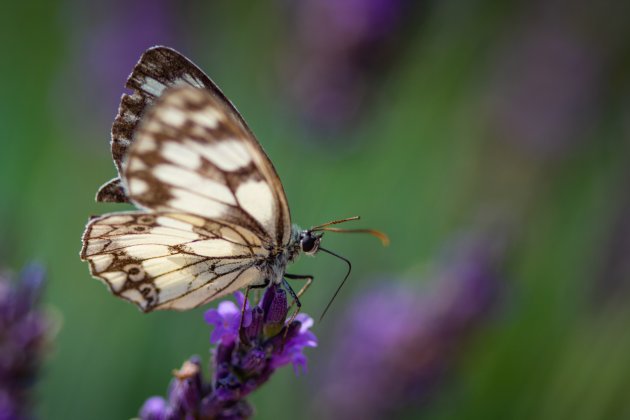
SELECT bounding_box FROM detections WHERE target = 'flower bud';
[139,396,167,420]
[239,347,266,375]
[244,306,264,343]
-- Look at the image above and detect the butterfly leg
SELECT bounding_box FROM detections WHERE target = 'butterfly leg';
[285,273,314,307]
[239,278,270,333]
[283,274,314,327]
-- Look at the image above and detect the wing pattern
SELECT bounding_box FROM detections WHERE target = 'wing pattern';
[83,47,294,312]
[81,211,268,312]
[98,46,247,203]
[123,86,290,246]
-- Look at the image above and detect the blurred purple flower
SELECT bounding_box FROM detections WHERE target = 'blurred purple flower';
[311,234,503,419]
[281,0,414,134]
[0,264,49,420]
[139,396,168,420]
[486,14,605,159]
[139,284,317,420]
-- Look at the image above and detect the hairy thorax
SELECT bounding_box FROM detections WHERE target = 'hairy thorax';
[259,225,304,285]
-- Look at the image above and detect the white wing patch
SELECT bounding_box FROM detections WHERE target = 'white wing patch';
[151,164,235,204]
[236,180,275,234]
[142,77,167,96]
[184,240,244,257]
[81,211,269,312]
[190,139,252,171]
[168,189,231,220]
[161,107,188,126]
[190,108,221,130]
[162,141,202,169]
[134,137,158,153]
[128,178,149,195]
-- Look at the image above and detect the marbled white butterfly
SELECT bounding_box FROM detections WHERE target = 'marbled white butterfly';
[80,47,387,313]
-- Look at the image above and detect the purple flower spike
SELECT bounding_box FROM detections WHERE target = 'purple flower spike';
[139,282,317,419]
[0,263,50,420]
[167,358,203,413]
[243,307,264,344]
[262,286,288,325]
[215,340,236,368]
[239,347,266,375]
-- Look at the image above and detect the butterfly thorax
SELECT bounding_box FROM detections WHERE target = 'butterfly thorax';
[258,225,303,285]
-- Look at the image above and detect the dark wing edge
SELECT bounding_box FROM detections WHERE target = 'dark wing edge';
[95,178,130,203]
[99,46,250,203]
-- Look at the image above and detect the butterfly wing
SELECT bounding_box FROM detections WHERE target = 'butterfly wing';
[84,47,293,310]
[98,46,252,203]
[81,211,268,312]
[122,85,292,247]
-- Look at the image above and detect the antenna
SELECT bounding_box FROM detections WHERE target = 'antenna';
[311,216,390,246]
[318,247,352,322]
[311,216,360,230]
[313,227,390,246]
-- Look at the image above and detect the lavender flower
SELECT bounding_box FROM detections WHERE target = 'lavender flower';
[281,0,414,134]
[0,264,49,420]
[311,235,502,419]
[139,284,317,420]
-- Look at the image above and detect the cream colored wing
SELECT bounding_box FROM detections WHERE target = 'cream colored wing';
[122,85,292,248]
[81,211,268,312]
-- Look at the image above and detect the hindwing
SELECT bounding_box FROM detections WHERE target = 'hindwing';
[81,211,268,311]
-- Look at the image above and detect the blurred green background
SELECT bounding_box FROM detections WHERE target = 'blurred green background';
[2,0,630,419]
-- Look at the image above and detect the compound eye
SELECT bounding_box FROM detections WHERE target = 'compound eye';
[301,234,318,254]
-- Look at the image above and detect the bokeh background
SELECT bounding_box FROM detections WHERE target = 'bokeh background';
[2,0,630,418]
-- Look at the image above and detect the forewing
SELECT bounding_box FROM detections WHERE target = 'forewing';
[122,86,291,246]
[100,46,246,202]
[81,211,268,312]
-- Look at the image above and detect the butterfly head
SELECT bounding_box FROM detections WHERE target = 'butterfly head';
[299,231,323,255]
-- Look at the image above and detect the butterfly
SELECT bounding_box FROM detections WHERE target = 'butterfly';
[80,46,387,313]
